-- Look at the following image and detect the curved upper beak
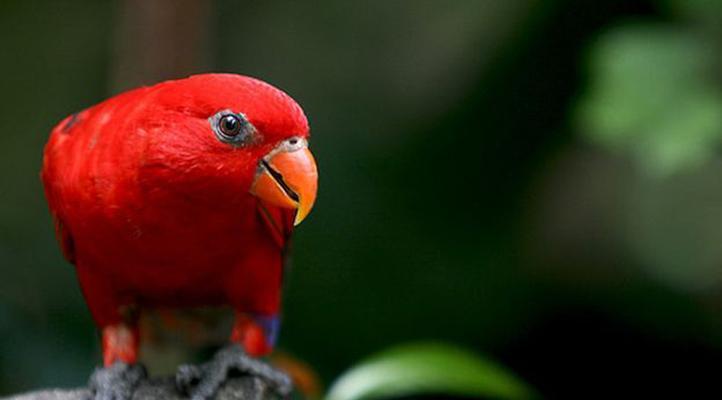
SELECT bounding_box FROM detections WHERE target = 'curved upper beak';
[250,140,318,225]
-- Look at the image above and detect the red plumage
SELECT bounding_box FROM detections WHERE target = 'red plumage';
[41,74,317,365]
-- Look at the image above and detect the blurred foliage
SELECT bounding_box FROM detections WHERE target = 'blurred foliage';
[624,163,722,291]
[577,25,722,175]
[665,0,722,26]
[572,0,722,292]
[326,343,535,400]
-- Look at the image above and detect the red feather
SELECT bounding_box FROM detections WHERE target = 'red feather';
[41,74,308,361]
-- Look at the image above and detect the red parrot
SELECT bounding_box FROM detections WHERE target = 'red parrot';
[40,73,317,399]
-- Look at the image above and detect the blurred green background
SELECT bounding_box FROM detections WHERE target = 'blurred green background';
[1,0,722,398]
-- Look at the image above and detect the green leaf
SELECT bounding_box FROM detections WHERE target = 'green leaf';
[325,342,536,400]
[576,24,722,176]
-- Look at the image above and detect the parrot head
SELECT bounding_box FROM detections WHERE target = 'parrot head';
[141,74,317,225]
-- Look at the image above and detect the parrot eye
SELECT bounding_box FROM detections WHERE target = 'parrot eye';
[220,115,241,136]
[209,110,256,145]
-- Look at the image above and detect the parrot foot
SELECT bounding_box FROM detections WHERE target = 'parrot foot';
[176,344,292,400]
[88,362,147,400]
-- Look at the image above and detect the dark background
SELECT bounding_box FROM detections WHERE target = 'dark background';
[1,0,721,398]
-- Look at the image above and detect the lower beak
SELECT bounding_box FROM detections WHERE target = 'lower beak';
[250,143,318,225]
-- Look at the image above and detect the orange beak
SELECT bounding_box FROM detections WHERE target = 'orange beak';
[250,139,318,225]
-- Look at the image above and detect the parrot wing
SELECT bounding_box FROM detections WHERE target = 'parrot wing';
[257,201,295,251]
[257,201,296,284]
[41,112,84,265]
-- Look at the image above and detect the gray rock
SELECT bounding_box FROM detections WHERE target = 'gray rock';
[3,376,283,400]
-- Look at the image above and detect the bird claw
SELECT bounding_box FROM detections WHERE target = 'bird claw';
[176,344,292,400]
[88,362,146,400]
